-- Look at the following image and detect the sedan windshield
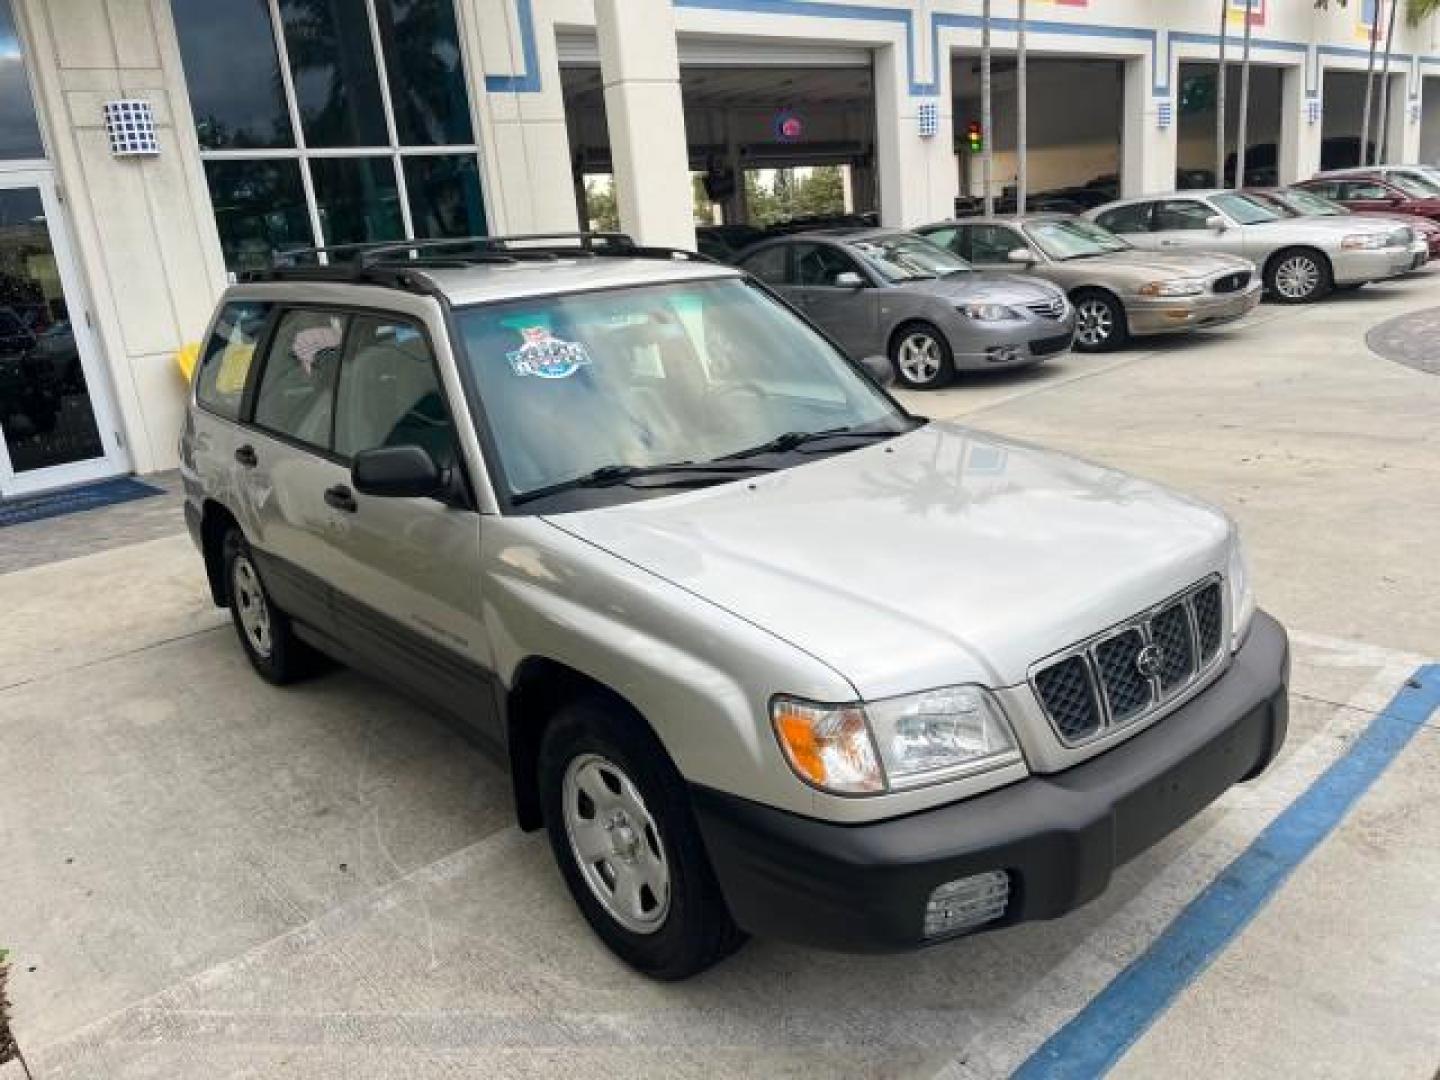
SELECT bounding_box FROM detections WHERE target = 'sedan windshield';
[454,278,910,502]
[1025,218,1131,260]
[1386,173,1436,198]
[850,233,972,281]
[1211,193,1285,224]
[1274,189,1348,216]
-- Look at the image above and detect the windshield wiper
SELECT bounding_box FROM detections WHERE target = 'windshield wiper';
[717,425,902,461]
[512,460,768,506]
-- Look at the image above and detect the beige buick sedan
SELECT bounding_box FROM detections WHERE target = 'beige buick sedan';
[917,215,1261,352]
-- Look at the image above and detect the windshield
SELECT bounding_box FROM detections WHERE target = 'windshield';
[1386,172,1435,198]
[850,233,971,281]
[1025,218,1132,259]
[1277,188,1347,216]
[454,278,908,502]
[1211,193,1285,225]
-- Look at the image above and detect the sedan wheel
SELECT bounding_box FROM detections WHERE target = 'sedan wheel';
[1073,293,1127,352]
[1267,250,1331,304]
[890,325,955,389]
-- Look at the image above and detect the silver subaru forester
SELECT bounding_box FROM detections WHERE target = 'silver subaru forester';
[181,233,1289,980]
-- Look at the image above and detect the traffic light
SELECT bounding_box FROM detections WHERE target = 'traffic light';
[966,120,984,153]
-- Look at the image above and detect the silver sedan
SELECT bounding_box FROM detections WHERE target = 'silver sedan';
[733,229,1075,389]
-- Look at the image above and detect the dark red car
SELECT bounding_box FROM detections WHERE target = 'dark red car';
[1297,173,1440,223]
[1248,185,1440,258]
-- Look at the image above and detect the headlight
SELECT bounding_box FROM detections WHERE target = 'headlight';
[961,303,1021,321]
[1138,279,1204,297]
[1227,534,1257,652]
[771,687,1021,795]
[1341,233,1387,250]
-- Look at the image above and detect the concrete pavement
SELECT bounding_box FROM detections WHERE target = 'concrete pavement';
[1,273,1437,1078]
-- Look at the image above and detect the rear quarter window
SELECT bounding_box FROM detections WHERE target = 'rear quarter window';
[195,300,271,420]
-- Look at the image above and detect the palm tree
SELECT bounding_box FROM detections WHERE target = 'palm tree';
[981,0,994,216]
[1235,0,1256,186]
[1360,2,1382,166]
[1016,0,1028,215]
[1375,0,1401,162]
[1216,0,1228,187]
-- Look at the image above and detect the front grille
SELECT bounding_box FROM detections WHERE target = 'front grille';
[1030,332,1073,356]
[1211,271,1251,294]
[1031,577,1227,747]
[1026,296,1067,319]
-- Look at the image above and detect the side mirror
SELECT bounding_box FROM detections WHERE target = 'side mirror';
[858,354,896,387]
[1006,247,1038,266]
[352,444,444,499]
[1206,215,1228,232]
[834,271,866,289]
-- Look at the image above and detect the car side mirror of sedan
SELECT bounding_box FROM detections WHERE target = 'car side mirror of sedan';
[353,444,445,499]
[858,354,896,387]
[834,271,866,289]
[1206,215,1228,232]
[1007,248,1038,266]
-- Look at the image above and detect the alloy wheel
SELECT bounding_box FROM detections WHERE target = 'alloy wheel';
[1075,298,1114,348]
[231,554,272,659]
[897,332,942,384]
[1274,255,1320,300]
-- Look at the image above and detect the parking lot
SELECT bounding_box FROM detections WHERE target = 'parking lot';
[2,272,1438,1079]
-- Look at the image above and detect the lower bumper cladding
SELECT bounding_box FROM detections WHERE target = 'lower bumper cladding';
[692,611,1289,954]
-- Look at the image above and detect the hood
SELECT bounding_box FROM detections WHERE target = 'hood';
[891,272,1062,305]
[1356,211,1440,233]
[1064,248,1252,277]
[544,422,1231,699]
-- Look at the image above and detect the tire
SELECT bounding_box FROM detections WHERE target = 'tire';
[1265,247,1333,304]
[888,322,956,389]
[539,697,746,980]
[1071,289,1129,352]
[221,528,316,685]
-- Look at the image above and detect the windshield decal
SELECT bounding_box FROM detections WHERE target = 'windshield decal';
[507,327,592,379]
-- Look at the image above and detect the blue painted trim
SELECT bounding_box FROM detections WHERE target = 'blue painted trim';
[484,0,541,93]
[1012,665,1440,1080]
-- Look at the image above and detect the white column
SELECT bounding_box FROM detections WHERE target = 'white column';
[1279,62,1321,183]
[594,0,694,249]
[1385,71,1419,163]
[1120,53,1177,196]
[875,43,956,228]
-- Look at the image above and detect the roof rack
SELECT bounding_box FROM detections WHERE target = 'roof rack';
[244,232,717,292]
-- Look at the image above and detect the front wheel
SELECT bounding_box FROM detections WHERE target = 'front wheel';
[1265,248,1332,304]
[1071,290,1129,352]
[889,323,955,389]
[539,698,745,979]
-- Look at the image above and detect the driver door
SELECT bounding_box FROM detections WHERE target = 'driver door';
[789,242,881,358]
[1149,199,1237,254]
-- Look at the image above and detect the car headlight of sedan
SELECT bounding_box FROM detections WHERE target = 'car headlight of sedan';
[771,687,1022,795]
[1340,233,1388,250]
[961,303,1022,321]
[1227,533,1257,652]
[1138,279,1205,297]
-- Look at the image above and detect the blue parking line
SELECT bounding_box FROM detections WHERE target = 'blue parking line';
[1013,664,1440,1080]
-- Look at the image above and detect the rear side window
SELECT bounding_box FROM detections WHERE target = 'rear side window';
[195,301,270,420]
[1095,203,1152,234]
[739,245,789,285]
[253,309,348,450]
[334,315,456,472]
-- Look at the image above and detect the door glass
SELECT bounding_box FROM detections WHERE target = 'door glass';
[0,0,44,159]
[793,244,859,287]
[0,187,104,474]
[254,310,347,449]
[334,315,455,470]
[968,224,1025,263]
[1153,201,1212,231]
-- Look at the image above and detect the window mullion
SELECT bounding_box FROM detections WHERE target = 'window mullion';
[267,0,328,261]
[364,0,414,241]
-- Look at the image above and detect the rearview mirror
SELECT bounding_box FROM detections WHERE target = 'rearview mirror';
[858,354,896,387]
[834,271,866,289]
[1206,215,1228,232]
[352,445,444,499]
[1007,247,1038,266]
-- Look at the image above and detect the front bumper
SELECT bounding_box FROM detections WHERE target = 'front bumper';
[947,311,1076,369]
[1332,246,1414,285]
[693,611,1289,954]
[1127,280,1263,336]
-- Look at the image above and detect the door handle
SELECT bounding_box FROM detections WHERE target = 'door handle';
[324,485,357,513]
[234,444,257,468]
[1159,239,1182,247]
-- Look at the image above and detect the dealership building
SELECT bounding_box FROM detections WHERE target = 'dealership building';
[1,0,1438,497]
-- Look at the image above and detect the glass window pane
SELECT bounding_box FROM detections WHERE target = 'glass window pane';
[403,154,485,238]
[0,0,44,159]
[335,315,455,470]
[171,0,293,150]
[254,310,346,448]
[375,0,473,146]
[196,302,271,420]
[203,159,315,275]
[280,0,388,148]
[310,157,404,247]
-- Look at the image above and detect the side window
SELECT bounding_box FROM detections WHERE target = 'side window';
[334,315,456,472]
[1344,181,1390,200]
[1096,203,1152,234]
[253,309,347,450]
[195,301,270,420]
[968,224,1025,264]
[921,227,958,253]
[1304,181,1339,199]
[739,245,790,286]
[794,243,862,287]
[1153,200,1213,231]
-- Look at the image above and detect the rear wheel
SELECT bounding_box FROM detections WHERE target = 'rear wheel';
[1265,248,1332,304]
[889,322,955,389]
[222,528,316,685]
[539,697,745,979]
[1071,290,1129,352]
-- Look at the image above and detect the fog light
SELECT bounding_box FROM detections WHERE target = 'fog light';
[985,346,1021,364]
[923,870,1011,938]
